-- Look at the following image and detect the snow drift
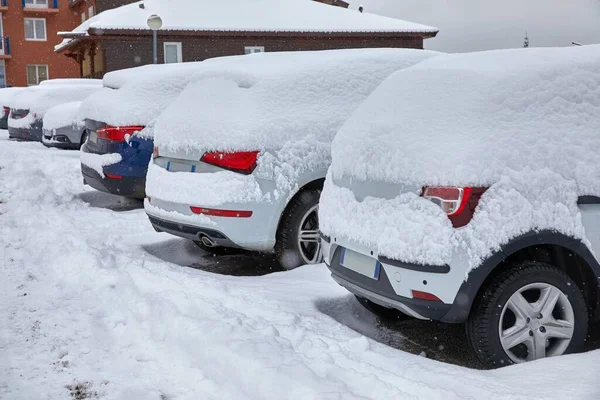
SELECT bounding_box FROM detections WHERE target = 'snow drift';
[321,45,600,271]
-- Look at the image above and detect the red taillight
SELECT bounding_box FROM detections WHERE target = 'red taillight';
[153,146,159,159]
[412,290,442,302]
[97,125,145,142]
[190,206,253,218]
[105,173,123,180]
[421,186,487,228]
[200,151,260,175]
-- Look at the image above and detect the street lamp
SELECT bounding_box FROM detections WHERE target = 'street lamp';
[147,14,163,64]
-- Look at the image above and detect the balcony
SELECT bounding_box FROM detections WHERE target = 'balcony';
[22,0,59,14]
[0,36,11,59]
[0,0,7,12]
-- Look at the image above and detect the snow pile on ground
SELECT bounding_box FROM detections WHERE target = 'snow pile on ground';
[80,152,122,178]
[56,0,438,51]
[10,85,102,118]
[1,132,599,399]
[43,102,84,132]
[0,87,26,108]
[147,49,438,208]
[321,45,600,271]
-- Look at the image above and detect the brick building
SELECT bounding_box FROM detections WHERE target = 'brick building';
[0,0,134,87]
[56,0,438,79]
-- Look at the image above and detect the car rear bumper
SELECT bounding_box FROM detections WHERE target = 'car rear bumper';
[43,126,82,150]
[147,214,240,248]
[8,126,42,142]
[324,237,471,323]
[145,197,276,251]
[82,164,146,199]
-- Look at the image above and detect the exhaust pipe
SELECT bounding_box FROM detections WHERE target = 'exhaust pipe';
[199,235,216,248]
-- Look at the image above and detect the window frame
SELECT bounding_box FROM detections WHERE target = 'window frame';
[244,46,265,55]
[24,18,47,41]
[24,0,48,8]
[163,42,183,64]
[26,64,49,86]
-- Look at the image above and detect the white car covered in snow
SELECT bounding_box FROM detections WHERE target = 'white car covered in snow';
[320,45,600,367]
[8,81,101,142]
[145,48,439,269]
[42,101,87,150]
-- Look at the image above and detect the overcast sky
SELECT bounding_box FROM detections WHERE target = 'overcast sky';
[355,0,600,52]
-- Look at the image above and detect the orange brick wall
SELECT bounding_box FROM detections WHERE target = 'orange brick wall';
[1,0,95,87]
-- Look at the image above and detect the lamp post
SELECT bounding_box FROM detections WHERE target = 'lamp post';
[147,14,163,64]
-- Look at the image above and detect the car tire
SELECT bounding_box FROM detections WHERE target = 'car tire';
[79,130,89,149]
[355,295,413,321]
[466,261,588,368]
[276,189,322,270]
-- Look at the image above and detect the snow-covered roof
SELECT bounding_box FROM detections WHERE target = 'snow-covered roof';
[40,79,102,87]
[0,87,26,108]
[56,0,438,51]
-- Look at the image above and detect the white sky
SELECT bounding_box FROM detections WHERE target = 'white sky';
[354,0,600,52]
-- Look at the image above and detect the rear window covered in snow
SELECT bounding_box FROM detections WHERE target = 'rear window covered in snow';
[43,101,84,131]
[330,45,600,195]
[153,48,440,154]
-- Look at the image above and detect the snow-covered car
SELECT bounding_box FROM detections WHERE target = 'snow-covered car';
[0,87,25,130]
[42,101,86,150]
[319,45,600,367]
[8,83,101,142]
[39,78,102,87]
[145,48,439,269]
[78,61,241,199]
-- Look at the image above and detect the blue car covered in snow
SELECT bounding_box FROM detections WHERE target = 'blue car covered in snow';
[80,120,153,199]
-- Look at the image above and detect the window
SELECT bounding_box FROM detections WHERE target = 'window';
[24,0,48,8]
[24,18,46,41]
[89,6,94,18]
[244,46,265,55]
[81,13,86,23]
[0,61,6,88]
[164,42,182,64]
[27,65,48,86]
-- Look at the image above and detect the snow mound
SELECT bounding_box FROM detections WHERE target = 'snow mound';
[154,48,440,154]
[43,102,84,131]
[80,152,122,178]
[330,45,600,193]
[321,45,600,271]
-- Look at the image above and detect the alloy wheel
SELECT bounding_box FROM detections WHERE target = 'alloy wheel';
[297,204,323,264]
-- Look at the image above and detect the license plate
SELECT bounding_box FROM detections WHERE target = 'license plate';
[89,131,97,143]
[166,161,197,173]
[340,248,381,280]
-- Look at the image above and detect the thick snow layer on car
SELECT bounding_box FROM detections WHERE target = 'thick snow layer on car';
[321,45,600,271]
[10,85,101,117]
[1,133,599,399]
[146,49,438,211]
[56,0,438,51]
[0,87,25,108]
[40,78,102,87]
[43,102,84,131]
[80,152,122,178]
[7,113,35,129]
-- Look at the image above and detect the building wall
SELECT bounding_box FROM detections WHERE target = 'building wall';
[102,34,424,74]
[2,0,83,87]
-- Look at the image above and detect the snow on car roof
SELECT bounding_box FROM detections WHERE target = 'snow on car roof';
[0,87,26,108]
[40,79,102,86]
[330,45,600,195]
[152,48,440,154]
[56,0,438,51]
[11,85,101,116]
[43,101,84,131]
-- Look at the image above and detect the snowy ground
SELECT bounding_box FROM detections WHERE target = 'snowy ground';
[1,130,599,399]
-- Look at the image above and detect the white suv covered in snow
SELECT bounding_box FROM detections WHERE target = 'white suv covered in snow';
[320,46,600,367]
[145,49,439,269]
